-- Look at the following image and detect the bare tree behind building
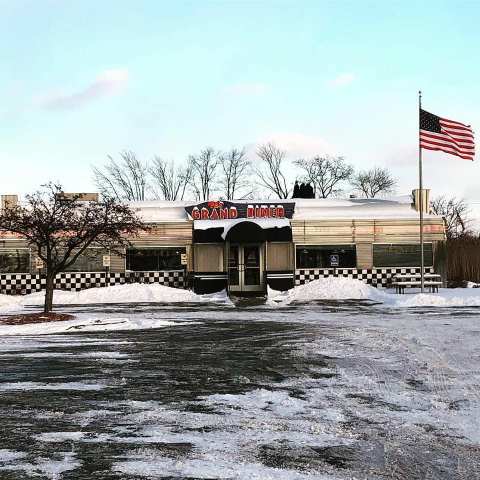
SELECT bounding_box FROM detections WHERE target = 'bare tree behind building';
[295,155,353,198]
[149,157,192,201]
[219,147,251,200]
[351,167,397,198]
[93,151,149,201]
[431,196,471,238]
[188,147,219,201]
[254,143,290,199]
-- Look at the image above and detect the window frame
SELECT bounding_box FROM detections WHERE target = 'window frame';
[64,247,106,273]
[0,247,31,274]
[372,242,434,268]
[125,246,187,272]
[294,244,357,269]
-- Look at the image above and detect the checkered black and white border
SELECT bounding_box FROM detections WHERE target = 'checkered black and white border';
[295,267,434,287]
[0,270,186,295]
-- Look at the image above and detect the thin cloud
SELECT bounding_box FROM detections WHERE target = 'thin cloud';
[39,69,129,110]
[224,82,269,96]
[330,73,355,87]
[257,132,335,158]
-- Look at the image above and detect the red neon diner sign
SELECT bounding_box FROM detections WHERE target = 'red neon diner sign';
[188,201,290,221]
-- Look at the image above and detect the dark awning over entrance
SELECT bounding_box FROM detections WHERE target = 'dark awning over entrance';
[193,219,292,243]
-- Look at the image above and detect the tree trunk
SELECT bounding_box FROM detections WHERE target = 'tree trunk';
[44,272,55,313]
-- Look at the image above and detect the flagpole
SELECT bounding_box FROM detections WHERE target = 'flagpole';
[418,90,425,293]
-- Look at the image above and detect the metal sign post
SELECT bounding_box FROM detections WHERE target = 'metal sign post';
[418,90,425,293]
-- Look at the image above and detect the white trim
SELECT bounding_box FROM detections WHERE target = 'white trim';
[372,242,433,245]
[126,269,185,273]
[195,274,228,280]
[126,245,188,249]
[267,273,293,278]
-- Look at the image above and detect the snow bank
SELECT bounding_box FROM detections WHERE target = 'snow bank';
[393,289,480,308]
[22,283,216,305]
[269,277,480,308]
[0,294,23,313]
[0,283,231,313]
[270,277,387,304]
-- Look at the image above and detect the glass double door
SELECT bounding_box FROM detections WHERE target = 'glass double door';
[228,244,264,293]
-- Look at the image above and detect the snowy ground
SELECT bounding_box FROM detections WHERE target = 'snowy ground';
[0,280,479,479]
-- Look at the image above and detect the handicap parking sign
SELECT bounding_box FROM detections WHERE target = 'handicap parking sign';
[329,254,339,267]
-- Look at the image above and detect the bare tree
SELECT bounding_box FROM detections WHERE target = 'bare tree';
[431,196,471,238]
[93,151,149,201]
[294,155,353,198]
[219,147,251,200]
[0,183,144,313]
[149,157,192,201]
[351,167,397,198]
[254,143,290,198]
[188,147,219,201]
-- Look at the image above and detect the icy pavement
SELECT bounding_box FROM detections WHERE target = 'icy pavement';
[0,302,480,479]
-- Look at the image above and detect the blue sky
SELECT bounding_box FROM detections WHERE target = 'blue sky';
[1,0,479,209]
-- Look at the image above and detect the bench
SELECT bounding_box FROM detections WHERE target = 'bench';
[391,274,442,294]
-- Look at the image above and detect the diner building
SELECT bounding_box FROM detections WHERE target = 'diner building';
[0,193,446,296]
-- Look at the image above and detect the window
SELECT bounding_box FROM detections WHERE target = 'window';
[65,249,105,272]
[0,248,30,273]
[373,243,433,267]
[296,245,356,269]
[126,247,186,271]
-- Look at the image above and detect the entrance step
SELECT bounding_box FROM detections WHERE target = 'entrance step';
[229,295,268,307]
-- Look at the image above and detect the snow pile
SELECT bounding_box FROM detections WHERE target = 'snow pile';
[0,283,231,313]
[270,277,387,304]
[0,294,23,313]
[393,289,480,308]
[269,277,480,308]
[21,283,218,305]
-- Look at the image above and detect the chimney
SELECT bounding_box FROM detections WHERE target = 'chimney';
[1,195,18,210]
[412,189,430,213]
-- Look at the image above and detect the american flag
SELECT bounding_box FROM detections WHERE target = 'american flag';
[420,108,475,161]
